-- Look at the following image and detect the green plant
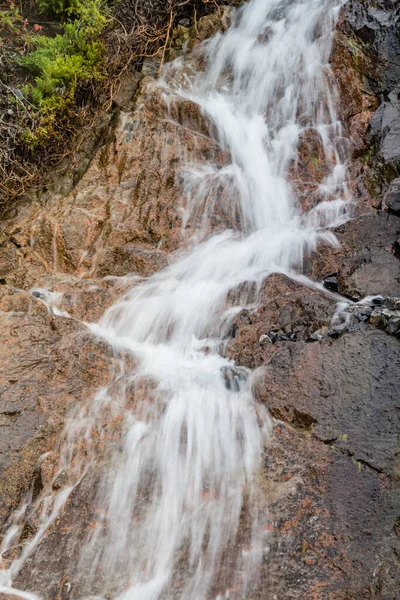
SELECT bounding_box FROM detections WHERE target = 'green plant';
[0,2,23,33]
[20,0,108,147]
[36,0,82,17]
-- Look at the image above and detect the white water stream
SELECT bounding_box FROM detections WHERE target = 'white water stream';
[0,0,349,598]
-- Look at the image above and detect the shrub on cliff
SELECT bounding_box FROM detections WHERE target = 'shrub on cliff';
[19,0,108,148]
[0,0,233,211]
[0,0,111,205]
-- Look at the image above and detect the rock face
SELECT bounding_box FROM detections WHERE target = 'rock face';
[384,178,400,214]
[331,0,400,203]
[320,0,400,307]
[324,209,400,301]
[226,276,400,598]
[0,2,399,599]
[0,288,112,529]
[0,10,233,593]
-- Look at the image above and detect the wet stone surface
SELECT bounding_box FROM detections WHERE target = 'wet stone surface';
[227,274,400,598]
[0,1,399,598]
[384,178,400,214]
[0,290,113,529]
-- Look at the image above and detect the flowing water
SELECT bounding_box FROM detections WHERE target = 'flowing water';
[0,0,349,598]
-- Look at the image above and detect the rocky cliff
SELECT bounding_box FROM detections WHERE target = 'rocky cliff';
[0,1,399,598]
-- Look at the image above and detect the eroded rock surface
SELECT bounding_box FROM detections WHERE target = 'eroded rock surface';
[0,1,399,599]
[0,4,233,573]
[0,289,112,529]
[226,274,400,598]
[332,0,400,203]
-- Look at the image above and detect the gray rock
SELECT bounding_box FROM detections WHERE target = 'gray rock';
[382,296,400,311]
[268,330,297,343]
[348,297,400,337]
[369,309,388,329]
[352,306,373,321]
[344,0,400,91]
[220,365,248,392]
[323,273,338,292]
[370,92,400,164]
[31,290,45,299]
[308,325,329,341]
[259,334,273,345]
[386,315,400,335]
[254,327,400,597]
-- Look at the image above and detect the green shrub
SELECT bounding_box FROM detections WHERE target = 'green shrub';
[0,2,24,36]
[20,0,108,147]
[36,0,83,17]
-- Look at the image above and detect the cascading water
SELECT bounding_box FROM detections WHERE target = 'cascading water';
[0,0,349,598]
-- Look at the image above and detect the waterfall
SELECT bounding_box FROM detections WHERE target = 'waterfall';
[0,0,349,598]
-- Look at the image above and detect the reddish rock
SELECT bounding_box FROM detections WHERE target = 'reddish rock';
[0,75,221,291]
[0,2,399,598]
[0,295,112,528]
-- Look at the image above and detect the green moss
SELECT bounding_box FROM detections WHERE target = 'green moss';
[19,0,108,148]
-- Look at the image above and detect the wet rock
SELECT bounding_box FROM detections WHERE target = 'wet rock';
[339,296,400,337]
[0,245,17,279]
[220,365,248,392]
[258,420,400,599]
[259,334,273,346]
[257,328,400,475]
[352,305,373,321]
[0,26,236,538]
[270,330,296,343]
[0,69,224,290]
[370,89,400,165]
[226,274,337,368]
[386,314,400,335]
[31,290,45,299]
[331,0,400,204]
[370,306,400,336]
[382,296,400,311]
[0,303,112,528]
[13,470,103,600]
[52,469,72,491]
[291,130,329,205]
[384,177,400,214]
[322,272,338,293]
[341,0,400,98]
[94,245,168,279]
[260,330,297,344]
[369,308,389,329]
[0,4,399,598]
[169,6,232,61]
[228,270,400,596]
[310,209,400,300]
[307,325,329,342]
[340,248,400,299]
[250,324,400,598]
[0,287,49,316]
